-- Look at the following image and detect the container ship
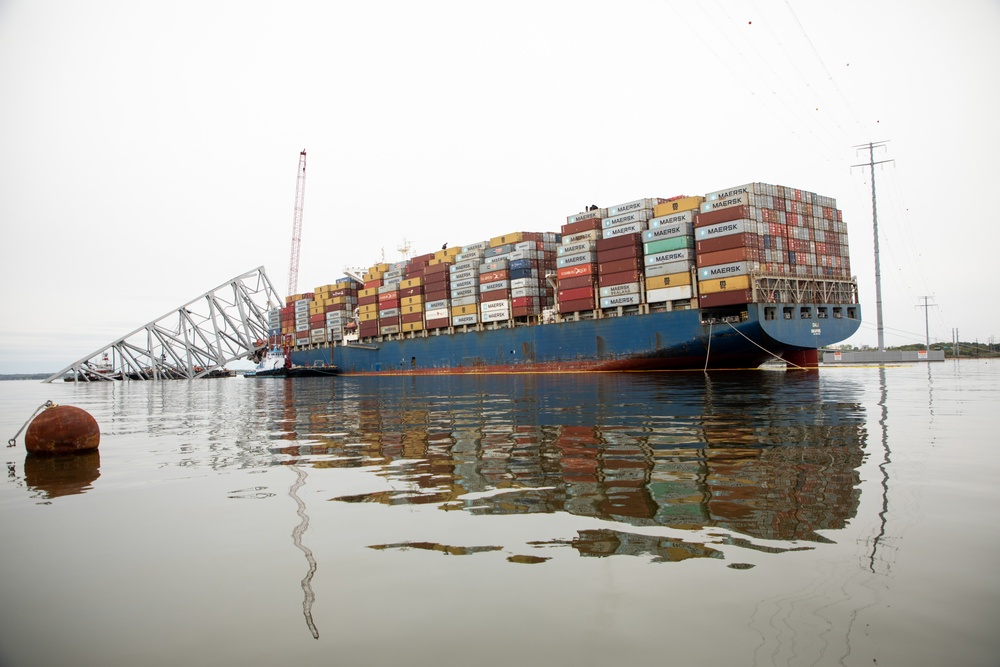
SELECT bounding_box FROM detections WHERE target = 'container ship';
[275,182,860,374]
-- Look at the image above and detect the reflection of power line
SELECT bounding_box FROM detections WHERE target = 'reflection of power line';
[869,368,891,574]
[290,465,319,639]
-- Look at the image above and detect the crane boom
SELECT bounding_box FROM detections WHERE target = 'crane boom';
[287,149,307,296]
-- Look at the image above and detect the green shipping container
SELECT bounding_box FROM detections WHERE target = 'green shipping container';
[643,235,695,255]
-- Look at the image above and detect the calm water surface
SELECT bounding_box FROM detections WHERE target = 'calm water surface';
[1,362,998,666]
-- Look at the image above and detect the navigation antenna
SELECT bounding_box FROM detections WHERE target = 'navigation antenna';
[397,238,414,261]
[287,149,307,297]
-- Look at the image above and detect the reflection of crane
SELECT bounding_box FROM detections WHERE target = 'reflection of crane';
[287,149,307,297]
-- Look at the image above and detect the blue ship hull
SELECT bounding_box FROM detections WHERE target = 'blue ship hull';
[290,302,860,374]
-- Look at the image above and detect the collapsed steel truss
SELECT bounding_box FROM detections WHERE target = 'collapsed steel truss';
[45,267,281,383]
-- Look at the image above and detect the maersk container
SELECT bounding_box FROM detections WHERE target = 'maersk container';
[566,209,606,225]
[643,222,693,242]
[511,286,541,298]
[647,285,694,303]
[696,219,749,240]
[452,313,478,326]
[603,210,653,228]
[705,183,760,202]
[599,282,640,298]
[451,269,477,282]
[558,241,596,256]
[644,236,694,255]
[450,286,476,300]
[606,198,664,217]
[557,251,596,268]
[602,221,646,239]
[697,261,752,280]
[451,277,476,291]
[645,248,693,267]
[700,192,751,213]
[600,293,641,308]
[562,229,602,245]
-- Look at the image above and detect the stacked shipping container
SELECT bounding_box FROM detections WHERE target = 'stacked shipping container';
[285,181,852,347]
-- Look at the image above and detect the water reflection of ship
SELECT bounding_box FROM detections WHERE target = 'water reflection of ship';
[311,374,868,543]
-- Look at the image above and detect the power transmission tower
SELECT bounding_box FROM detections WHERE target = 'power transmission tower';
[287,149,307,297]
[916,296,937,349]
[852,141,894,351]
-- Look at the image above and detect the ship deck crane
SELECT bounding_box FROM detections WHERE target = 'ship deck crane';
[287,149,307,297]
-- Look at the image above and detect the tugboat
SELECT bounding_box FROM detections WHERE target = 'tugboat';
[244,345,339,378]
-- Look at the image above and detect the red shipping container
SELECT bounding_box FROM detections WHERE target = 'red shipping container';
[561,218,602,235]
[558,286,595,302]
[598,269,641,288]
[596,234,642,253]
[359,321,379,335]
[358,294,378,306]
[480,288,509,302]
[426,262,450,276]
[426,317,450,329]
[378,291,399,302]
[696,233,753,254]
[512,296,540,308]
[699,290,753,308]
[597,245,642,263]
[558,297,596,313]
[558,275,596,290]
[424,275,450,291]
[378,315,400,327]
[695,205,750,228]
[424,289,450,303]
[364,279,382,289]
[512,305,540,318]
[697,247,757,266]
[598,257,641,275]
[557,264,595,280]
[400,286,423,298]
[309,314,325,325]
[401,312,424,324]
[479,270,508,283]
[379,298,400,310]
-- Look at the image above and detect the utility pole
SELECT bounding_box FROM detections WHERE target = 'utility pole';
[916,296,936,350]
[853,141,894,352]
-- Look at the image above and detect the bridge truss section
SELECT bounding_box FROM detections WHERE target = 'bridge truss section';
[45,267,282,383]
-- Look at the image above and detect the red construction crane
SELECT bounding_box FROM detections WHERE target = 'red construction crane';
[287,149,307,297]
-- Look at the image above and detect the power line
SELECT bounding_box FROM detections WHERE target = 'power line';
[851,141,894,351]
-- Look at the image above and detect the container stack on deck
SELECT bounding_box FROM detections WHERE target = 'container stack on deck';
[284,181,852,349]
[694,183,850,308]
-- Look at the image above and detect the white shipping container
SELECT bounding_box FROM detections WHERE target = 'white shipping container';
[424,307,449,320]
[566,209,606,224]
[451,277,476,291]
[696,219,749,240]
[329,330,343,341]
[295,323,310,332]
[451,286,476,299]
[705,183,760,202]
[647,285,694,303]
[599,282,640,298]
[294,300,311,311]
[452,294,477,307]
[562,229,601,245]
[426,299,449,310]
[557,251,595,268]
[643,222,694,242]
[645,248,693,266]
[510,286,541,298]
[698,261,752,280]
[380,324,400,335]
[379,307,400,318]
[461,241,490,253]
[700,192,749,213]
[510,277,540,290]
[451,269,477,282]
[602,221,645,239]
[607,198,663,217]
[650,210,696,228]
[603,209,653,228]
[645,260,695,278]
[600,293,641,308]
[452,313,478,326]
[480,259,508,272]
[481,298,510,312]
[482,308,510,322]
[480,279,509,292]
[558,241,596,256]
[450,259,480,274]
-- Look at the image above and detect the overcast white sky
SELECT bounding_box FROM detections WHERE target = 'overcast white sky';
[2,0,998,373]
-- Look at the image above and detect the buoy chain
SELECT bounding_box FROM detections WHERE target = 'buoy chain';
[7,400,56,447]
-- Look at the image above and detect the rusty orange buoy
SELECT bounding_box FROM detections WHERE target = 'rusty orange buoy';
[24,405,100,455]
